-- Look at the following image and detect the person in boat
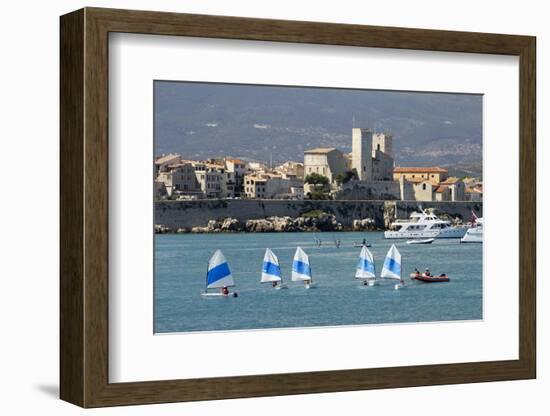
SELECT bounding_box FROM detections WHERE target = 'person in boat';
[424,268,431,277]
[304,279,311,286]
[362,238,367,246]
[272,281,279,288]
[221,286,229,296]
[414,268,420,277]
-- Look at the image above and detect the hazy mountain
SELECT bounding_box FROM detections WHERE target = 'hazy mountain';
[154,81,483,175]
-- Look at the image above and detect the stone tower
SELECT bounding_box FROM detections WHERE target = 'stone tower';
[372,133,393,157]
[352,128,373,181]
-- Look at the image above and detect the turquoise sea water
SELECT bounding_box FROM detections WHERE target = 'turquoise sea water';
[154,232,482,333]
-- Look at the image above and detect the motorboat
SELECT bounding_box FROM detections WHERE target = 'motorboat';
[461,217,483,243]
[410,272,450,283]
[406,238,434,245]
[384,210,467,239]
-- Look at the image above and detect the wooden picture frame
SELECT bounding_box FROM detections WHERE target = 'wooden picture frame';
[60,7,536,408]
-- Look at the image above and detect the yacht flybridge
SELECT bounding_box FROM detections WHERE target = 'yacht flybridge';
[384,210,467,239]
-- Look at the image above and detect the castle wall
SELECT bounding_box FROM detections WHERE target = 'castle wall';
[155,199,483,230]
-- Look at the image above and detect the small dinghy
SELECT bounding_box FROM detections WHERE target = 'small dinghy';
[353,243,372,248]
[261,248,287,289]
[406,238,434,245]
[381,244,405,290]
[411,272,450,283]
[355,245,377,286]
[292,247,316,288]
[201,250,238,297]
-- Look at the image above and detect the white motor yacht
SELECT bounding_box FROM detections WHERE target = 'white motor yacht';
[384,210,468,239]
[461,217,483,243]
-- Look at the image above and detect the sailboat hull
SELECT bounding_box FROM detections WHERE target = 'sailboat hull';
[356,279,378,286]
[201,292,239,297]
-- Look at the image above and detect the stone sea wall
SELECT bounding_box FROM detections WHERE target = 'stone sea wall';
[155,199,483,232]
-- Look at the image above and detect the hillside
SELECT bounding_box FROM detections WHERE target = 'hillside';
[154,81,483,175]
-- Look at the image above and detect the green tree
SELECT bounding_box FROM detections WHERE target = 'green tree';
[304,173,329,185]
[309,190,332,200]
[335,169,359,185]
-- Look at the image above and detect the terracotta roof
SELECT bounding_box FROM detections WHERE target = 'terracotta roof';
[393,166,448,174]
[155,153,180,164]
[434,186,448,193]
[226,158,244,164]
[304,147,337,154]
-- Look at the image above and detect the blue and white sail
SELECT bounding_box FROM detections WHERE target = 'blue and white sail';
[261,248,282,283]
[206,249,234,289]
[380,244,402,280]
[292,247,312,281]
[355,246,376,280]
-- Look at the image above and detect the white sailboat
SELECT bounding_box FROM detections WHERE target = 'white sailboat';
[261,248,287,289]
[381,244,405,290]
[355,245,377,286]
[201,250,238,297]
[292,247,315,288]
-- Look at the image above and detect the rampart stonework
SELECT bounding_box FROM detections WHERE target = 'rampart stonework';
[155,200,483,230]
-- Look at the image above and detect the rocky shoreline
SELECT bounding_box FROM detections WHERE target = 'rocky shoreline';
[155,215,379,234]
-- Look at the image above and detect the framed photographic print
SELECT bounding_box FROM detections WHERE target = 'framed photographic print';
[60,7,536,408]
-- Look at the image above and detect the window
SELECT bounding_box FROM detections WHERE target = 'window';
[422,183,426,190]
